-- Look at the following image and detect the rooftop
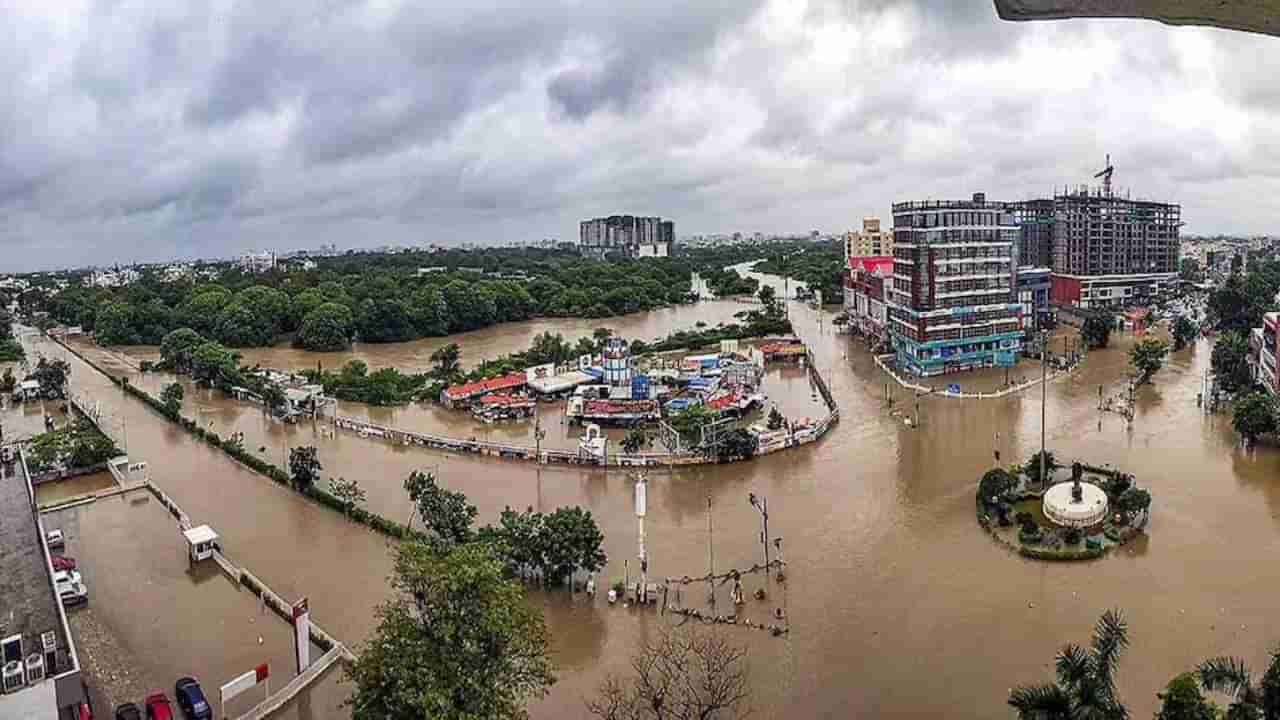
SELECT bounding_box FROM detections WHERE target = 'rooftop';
[0,445,69,676]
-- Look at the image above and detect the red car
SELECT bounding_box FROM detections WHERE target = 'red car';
[52,556,77,572]
[144,693,173,720]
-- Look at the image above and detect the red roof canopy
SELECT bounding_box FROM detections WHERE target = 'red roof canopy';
[850,256,893,276]
[444,372,526,400]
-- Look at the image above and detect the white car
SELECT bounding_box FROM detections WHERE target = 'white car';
[53,570,87,606]
[45,529,65,549]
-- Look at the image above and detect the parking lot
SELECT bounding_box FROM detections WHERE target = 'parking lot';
[42,491,337,719]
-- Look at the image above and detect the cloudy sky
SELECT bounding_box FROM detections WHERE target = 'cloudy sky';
[2,0,1279,271]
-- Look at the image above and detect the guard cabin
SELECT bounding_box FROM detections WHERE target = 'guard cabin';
[182,525,218,563]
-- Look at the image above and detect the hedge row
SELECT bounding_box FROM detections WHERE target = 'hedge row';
[57,336,425,543]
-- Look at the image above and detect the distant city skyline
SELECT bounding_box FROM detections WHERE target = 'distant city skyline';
[3,1,1280,272]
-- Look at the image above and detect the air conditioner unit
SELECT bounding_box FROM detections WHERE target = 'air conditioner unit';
[2,660,25,693]
[24,654,43,684]
[41,632,57,676]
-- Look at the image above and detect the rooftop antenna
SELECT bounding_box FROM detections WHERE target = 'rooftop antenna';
[1094,153,1114,197]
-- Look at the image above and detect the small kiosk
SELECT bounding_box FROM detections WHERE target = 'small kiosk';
[182,525,219,562]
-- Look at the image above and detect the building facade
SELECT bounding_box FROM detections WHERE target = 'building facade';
[579,216,674,259]
[843,256,893,343]
[1048,184,1181,309]
[845,217,895,258]
[1251,313,1279,396]
[1015,266,1052,332]
[889,194,1024,376]
[1011,199,1055,268]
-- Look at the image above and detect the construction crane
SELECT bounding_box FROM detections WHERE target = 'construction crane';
[1094,154,1114,197]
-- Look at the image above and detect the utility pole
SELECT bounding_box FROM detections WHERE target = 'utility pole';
[1040,329,1048,488]
[635,473,648,605]
[749,492,770,569]
[706,495,715,611]
[533,415,545,464]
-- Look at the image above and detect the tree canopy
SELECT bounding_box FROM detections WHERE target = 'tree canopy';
[1233,392,1277,444]
[345,541,554,720]
[1129,336,1169,385]
[1212,331,1255,394]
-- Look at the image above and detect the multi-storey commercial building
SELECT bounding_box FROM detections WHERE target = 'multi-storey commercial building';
[889,194,1024,376]
[1011,199,1055,268]
[843,256,894,344]
[844,217,894,258]
[1048,184,1181,309]
[579,216,674,259]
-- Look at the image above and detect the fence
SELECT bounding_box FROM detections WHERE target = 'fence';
[872,353,1079,400]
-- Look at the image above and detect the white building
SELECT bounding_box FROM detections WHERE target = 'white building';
[239,252,278,274]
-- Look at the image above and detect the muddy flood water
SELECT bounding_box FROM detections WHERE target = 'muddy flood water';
[20,276,1280,719]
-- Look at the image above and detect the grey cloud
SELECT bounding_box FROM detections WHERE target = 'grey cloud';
[0,1,1279,271]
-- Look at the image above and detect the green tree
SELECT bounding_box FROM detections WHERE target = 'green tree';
[160,328,205,372]
[29,357,71,399]
[442,280,496,332]
[288,445,322,490]
[482,506,548,580]
[1196,652,1280,720]
[94,302,138,345]
[409,286,449,337]
[526,332,573,366]
[758,284,779,317]
[1156,673,1218,720]
[588,629,750,720]
[1024,450,1058,483]
[1008,609,1130,720]
[1082,314,1113,350]
[177,288,232,338]
[1129,336,1169,385]
[404,471,476,545]
[355,298,416,343]
[1172,315,1197,352]
[328,476,367,517]
[1180,257,1203,284]
[0,367,15,394]
[296,302,355,351]
[1117,487,1152,526]
[189,341,241,388]
[978,468,1016,504]
[540,506,607,587]
[345,541,554,720]
[161,382,184,414]
[430,343,461,376]
[1213,331,1255,393]
[621,427,650,455]
[0,307,13,341]
[1233,392,1277,445]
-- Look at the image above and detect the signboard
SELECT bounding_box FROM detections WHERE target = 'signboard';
[995,351,1017,368]
[578,354,593,371]
[635,478,647,518]
[220,663,269,705]
[525,363,555,383]
[947,383,961,394]
[292,598,310,674]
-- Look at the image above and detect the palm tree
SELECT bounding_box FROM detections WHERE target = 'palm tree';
[1008,609,1130,720]
[1198,651,1280,720]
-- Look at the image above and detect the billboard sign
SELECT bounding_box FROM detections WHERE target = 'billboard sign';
[525,363,555,383]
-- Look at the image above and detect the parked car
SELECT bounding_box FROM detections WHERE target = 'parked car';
[114,703,142,720]
[174,678,211,720]
[51,555,77,572]
[46,529,65,549]
[54,569,87,606]
[143,693,173,720]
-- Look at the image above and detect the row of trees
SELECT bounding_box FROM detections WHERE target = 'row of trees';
[1010,609,1280,720]
[40,244,799,352]
[0,308,22,361]
[751,240,847,304]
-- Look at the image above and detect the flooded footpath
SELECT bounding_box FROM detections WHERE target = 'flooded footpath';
[23,282,1280,719]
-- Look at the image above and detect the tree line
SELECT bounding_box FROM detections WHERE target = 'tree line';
[34,244,808,353]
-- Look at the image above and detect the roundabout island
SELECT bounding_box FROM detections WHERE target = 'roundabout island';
[976,455,1151,560]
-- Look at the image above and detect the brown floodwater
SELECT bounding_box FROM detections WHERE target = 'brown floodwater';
[34,471,117,506]
[42,493,337,719]
[26,277,1280,720]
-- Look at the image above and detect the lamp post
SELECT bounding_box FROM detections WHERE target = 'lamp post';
[1040,329,1048,488]
[533,415,546,464]
[748,492,770,569]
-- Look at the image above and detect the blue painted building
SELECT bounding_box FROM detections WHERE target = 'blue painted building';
[889,194,1025,377]
[1015,266,1052,332]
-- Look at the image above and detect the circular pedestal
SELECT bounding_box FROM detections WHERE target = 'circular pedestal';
[1042,482,1108,528]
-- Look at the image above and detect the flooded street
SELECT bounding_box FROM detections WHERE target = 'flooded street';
[22,272,1280,720]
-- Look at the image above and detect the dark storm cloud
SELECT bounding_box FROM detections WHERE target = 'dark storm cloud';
[0,0,1278,271]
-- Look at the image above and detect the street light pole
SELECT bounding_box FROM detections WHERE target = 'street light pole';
[749,492,770,569]
[1040,329,1048,488]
